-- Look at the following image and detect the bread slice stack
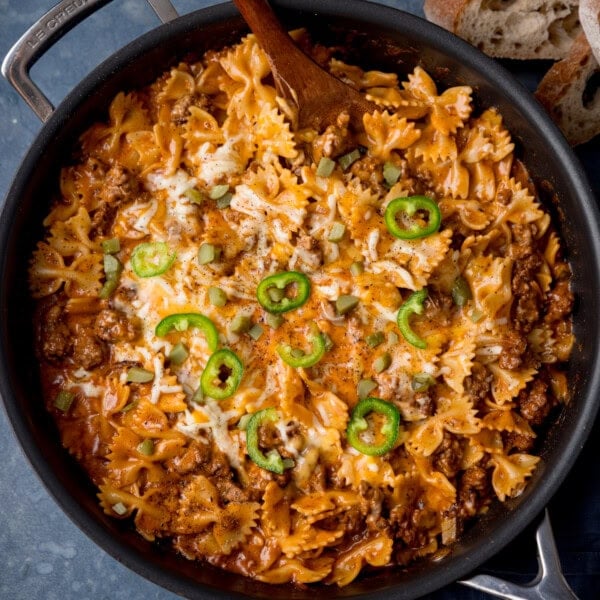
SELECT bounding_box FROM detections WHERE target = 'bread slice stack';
[424,0,600,145]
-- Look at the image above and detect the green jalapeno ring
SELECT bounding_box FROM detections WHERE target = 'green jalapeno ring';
[130,242,176,277]
[200,348,243,400]
[276,332,326,368]
[346,397,401,456]
[257,271,311,314]
[245,407,293,474]
[384,195,441,240]
[155,312,219,352]
[397,288,428,349]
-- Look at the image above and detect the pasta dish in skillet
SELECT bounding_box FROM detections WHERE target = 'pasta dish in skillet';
[29,31,573,585]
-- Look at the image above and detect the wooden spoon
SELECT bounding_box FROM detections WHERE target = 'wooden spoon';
[232,0,378,131]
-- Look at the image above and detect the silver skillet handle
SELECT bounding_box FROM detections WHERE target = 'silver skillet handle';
[0,0,180,122]
[459,509,578,600]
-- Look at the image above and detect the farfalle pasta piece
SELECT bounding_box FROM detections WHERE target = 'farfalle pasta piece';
[410,124,457,163]
[366,86,430,118]
[299,375,348,430]
[81,92,150,158]
[29,242,67,298]
[126,130,162,172]
[488,363,537,405]
[460,125,495,164]
[492,179,545,227]
[30,242,103,299]
[254,104,298,162]
[432,85,473,134]
[291,490,363,516]
[280,521,345,557]
[158,65,196,103]
[53,168,89,220]
[329,58,398,90]
[335,182,381,245]
[105,427,166,486]
[412,156,469,199]
[468,160,497,202]
[412,455,456,509]
[182,474,220,510]
[98,375,130,415]
[470,428,505,455]
[363,111,421,159]
[477,108,514,162]
[257,557,334,584]
[544,230,563,271]
[439,335,476,395]
[261,482,292,540]
[213,502,260,554]
[461,228,505,259]
[328,535,393,587]
[386,229,453,289]
[219,35,277,119]
[47,207,97,257]
[403,66,437,100]
[97,483,164,520]
[464,255,513,320]
[152,104,185,176]
[182,106,224,153]
[490,453,540,501]
[403,67,472,134]
[482,409,535,437]
[527,326,557,363]
[439,198,491,231]
[63,254,103,298]
[122,399,172,436]
[407,396,480,456]
[337,452,397,488]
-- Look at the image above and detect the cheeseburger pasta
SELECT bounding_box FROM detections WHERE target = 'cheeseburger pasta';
[30,31,573,586]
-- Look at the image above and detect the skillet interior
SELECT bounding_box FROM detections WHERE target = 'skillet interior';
[1,1,599,598]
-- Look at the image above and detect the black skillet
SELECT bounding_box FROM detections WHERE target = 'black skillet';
[1,1,599,598]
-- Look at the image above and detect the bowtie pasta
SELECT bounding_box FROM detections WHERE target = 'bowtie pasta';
[30,31,573,587]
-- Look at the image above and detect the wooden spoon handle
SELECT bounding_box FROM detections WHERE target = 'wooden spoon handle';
[232,0,324,102]
[233,0,378,130]
[233,0,295,57]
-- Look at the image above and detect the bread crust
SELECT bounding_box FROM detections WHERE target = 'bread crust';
[423,0,467,31]
[580,0,600,64]
[424,0,580,60]
[535,32,600,145]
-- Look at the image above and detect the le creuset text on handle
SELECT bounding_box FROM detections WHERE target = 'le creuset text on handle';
[0,0,180,122]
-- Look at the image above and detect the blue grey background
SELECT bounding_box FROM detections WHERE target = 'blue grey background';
[0,1,598,599]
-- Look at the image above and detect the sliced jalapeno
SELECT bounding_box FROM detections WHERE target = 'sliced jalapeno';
[155,312,219,352]
[131,242,176,277]
[257,271,311,314]
[276,332,326,368]
[384,195,441,239]
[200,349,243,400]
[346,397,400,456]
[245,408,294,474]
[397,288,428,349]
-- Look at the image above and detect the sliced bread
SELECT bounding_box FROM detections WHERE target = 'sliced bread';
[580,0,600,63]
[423,0,581,60]
[535,32,600,145]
